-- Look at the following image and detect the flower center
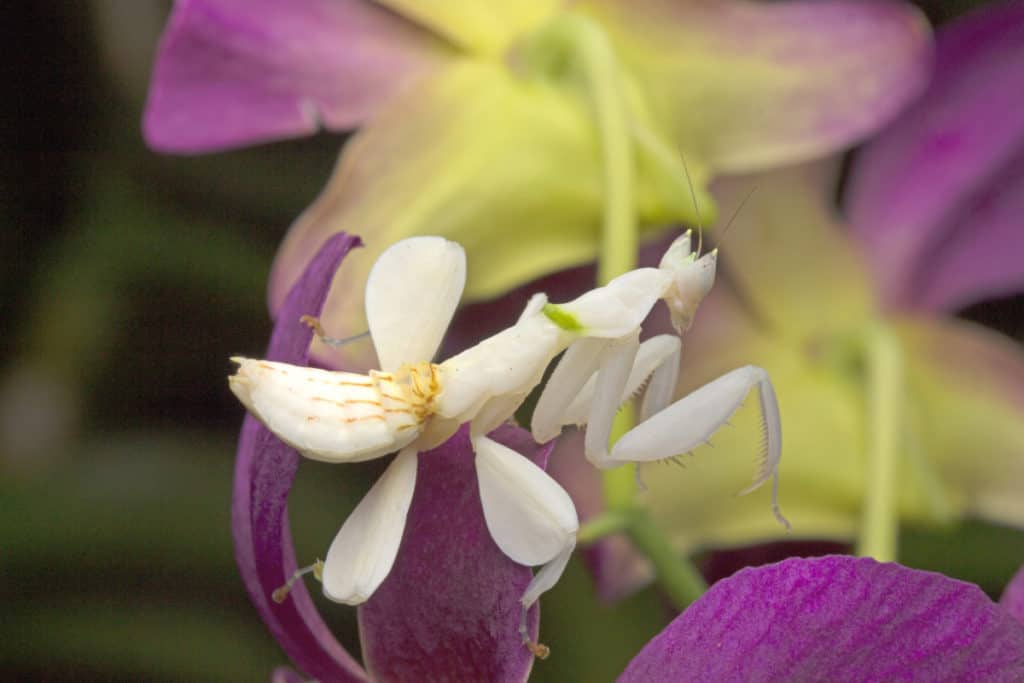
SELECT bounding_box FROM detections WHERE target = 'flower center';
[392,361,443,422]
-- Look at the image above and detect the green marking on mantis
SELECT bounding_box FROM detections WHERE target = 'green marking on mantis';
[542,303,585,332]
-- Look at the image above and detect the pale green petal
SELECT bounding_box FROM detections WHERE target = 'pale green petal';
[374,0,560,55]
[639,286,1021,555]
[897,317,1024,527]
[710,159,873,337]
[642,289,866,553]
[269,60,690,370]
[579,0,932,172]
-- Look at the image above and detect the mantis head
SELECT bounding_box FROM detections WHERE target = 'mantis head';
[659,230,717,334]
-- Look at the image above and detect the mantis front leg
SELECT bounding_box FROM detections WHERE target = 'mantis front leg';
[611,366,789,529]
[533,334,789,529]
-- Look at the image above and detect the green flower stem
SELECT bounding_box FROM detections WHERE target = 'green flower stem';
[552,13,637,285]
[544,13,706,606]
[577,511,631,544]
[627,511,708,609]
[578,509,706,610]
[551,13,639,510]
[603,404,638,511]
[856,323,903,562]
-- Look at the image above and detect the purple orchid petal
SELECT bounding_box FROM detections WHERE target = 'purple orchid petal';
[232,232,368,681]
[619,556,1024,682]
[144,0,447,153]
[846,1,1024,312]
[359,424,549,683]
[1002,566,1024,626]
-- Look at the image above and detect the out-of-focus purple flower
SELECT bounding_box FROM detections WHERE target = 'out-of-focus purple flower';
[619,556,1024,682]
[232,233,544,681]
[145,0,932,371]
[845,1,1024,313]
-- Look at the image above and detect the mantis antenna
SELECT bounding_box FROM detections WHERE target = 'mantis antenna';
[679,151,757,254]
[679,152,704,256]
[716,185,758,249]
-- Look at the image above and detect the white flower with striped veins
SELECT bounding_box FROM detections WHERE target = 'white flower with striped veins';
[230,231,788,645]
[229,236,579,621]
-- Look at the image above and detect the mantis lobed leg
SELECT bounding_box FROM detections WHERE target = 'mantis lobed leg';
[471,435,579,632]
[531,333,682,443]
[611,365,789,529]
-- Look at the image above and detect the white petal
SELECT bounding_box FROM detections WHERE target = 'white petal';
[321,447,418,605]
[473,435,578,567]
[437,313,566,422]
[531,338,608,443]
[365,236,466,370]
[229,358,420,463]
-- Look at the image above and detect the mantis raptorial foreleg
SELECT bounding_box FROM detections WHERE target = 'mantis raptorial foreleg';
[612,366,788,527]
[533,335,790,528]
[532,334,682,443]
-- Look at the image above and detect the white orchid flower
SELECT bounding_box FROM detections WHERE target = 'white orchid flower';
[229,236,580,618]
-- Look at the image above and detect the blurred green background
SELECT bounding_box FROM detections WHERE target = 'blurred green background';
[3,2,1022,681]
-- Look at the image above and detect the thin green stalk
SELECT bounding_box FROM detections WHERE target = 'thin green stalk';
[546,13,706,605]
[554,13,638,510]
[577,511,631,545]
[555,14,636,285]
[627,511,707,609]
[856,323,903,562]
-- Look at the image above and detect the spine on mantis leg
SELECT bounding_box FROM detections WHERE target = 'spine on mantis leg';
[739,367,790,530]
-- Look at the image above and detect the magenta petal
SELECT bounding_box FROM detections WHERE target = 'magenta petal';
[358,424,549,683]
[144,0,445,152]
[846,1,1024,312]
[620,556,1024,682]
[1002,566,1024,627]
[232,233,368,681]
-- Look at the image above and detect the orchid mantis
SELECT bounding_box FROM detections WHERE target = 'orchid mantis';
[229,231,786,650]
[531,236,790,529]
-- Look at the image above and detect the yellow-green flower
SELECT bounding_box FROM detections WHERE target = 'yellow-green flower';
[145,0,931,368]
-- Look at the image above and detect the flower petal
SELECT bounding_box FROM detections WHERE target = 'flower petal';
[1002,565,1024,627]
[229,360,421,463]
[846,1,1024,312]
[269,61,688,371]
[359,425,550,683]
[474,434,579,567]
[375,0,559,55]
[584,0,932,172]
[896,316,1024,527]
[638,284,870,552]
[231,232,367,681]
[365,236,466,370]
[619,556,1024,682]
[322,447,418,605]
[144,0,448,152]
[708,159,874,336]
